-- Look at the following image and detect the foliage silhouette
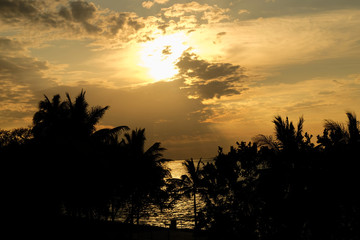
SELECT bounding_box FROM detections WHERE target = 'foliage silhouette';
[122,128,171,225]
[178,158,205,230]
[2,91,360,240]
[1,90,175,238]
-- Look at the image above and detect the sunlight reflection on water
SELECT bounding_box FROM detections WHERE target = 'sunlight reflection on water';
[143,158,213,229]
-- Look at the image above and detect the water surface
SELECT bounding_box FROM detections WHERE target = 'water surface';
[142,158,213,229]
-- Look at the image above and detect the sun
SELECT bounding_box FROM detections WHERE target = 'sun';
[139,32,189,81]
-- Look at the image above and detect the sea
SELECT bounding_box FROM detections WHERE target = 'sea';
[139,158,213,229]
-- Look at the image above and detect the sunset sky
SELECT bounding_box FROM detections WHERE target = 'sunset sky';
[1,0,360,158]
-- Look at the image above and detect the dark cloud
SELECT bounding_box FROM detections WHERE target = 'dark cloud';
[176,51,247,99]
[0,0,38,22]
[0,56,54,88]
[195,81,241,99]
[59,6,72,20]
[67,0,101,33]
[0,0,65,28]
[0,37,25,52]
[109,13,128,35]
[0,37,56,91]
[177,52,242,80]
[162,46,172,55]
[0,0,145,38]
[69,1,96,22]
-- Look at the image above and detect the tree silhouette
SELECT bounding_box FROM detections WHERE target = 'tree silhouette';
[65,90,109,143]
[3,89,360,239]
[122,128,170,224]
[316,112,360,239]
[31,91,132,220]
[33,90,111,145]
[254,116,309,152]
[179,158,204,230]
[32,94,67,142]
[0,128,32,148]
[319,112,360,147]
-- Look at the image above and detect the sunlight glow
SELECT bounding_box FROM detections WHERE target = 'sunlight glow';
[139,33,189,81]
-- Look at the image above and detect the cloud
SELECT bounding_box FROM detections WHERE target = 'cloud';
[238,9,250,15]
[0,37,26,53]
[0,37,57,127]
[194,81,242,99]
[0,1,231,50]
[142,1,154,9]
[69,1,96,22]
[161,2,230,23]
[0,0,148,45]
[189,9,360,69]
[162,46,172,55]
[0,0,68,28]
[0,37,56,89]
[0,0,40,23]
[155,0,169,4]
[176,51,247,99]
[142,0,169,9]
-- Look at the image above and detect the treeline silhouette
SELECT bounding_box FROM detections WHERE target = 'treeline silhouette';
[1,91,359,240]
[2,91,171,238]
[185,115,360,240]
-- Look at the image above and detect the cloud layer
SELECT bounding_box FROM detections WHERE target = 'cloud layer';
[176,51,247,99]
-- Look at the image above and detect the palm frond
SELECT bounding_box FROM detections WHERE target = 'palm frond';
[324,119,349,143]
[92,125,129,144]
[88,106,109,127]
[253,134,279,151]
[324,119,347,134]
[346,112,360,142]
[297,116,304,136]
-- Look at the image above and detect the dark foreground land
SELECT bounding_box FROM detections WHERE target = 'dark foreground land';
[17,217,208,240]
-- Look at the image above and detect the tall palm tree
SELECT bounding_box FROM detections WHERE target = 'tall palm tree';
[254,116,305,151]
[180,158,204,230]
[273,115,304,151]
[65,90,109,142]
[32,94,67,141]
[32,91,127,220]
[123,128,170,224]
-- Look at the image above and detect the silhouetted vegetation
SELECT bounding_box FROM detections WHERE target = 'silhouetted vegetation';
[2,91,173,239]
[188,113,360,240]
[2,91,359,239]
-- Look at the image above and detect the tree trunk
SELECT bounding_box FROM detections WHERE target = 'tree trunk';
[194,191,197,230]
[137,210,140,225]
[111,200,115,222]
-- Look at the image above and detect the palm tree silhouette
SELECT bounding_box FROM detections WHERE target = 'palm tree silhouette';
[33,90,111,144]
[320,112,360,146]
[32,90,130,220]
[65,90,109,143]
[91,126,129,145]
[123,128,170,224]
[180,158,204,230]
[32,94,67,141]
[254,116,305,152]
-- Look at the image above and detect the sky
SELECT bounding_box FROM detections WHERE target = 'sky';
[1,0,360,159]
